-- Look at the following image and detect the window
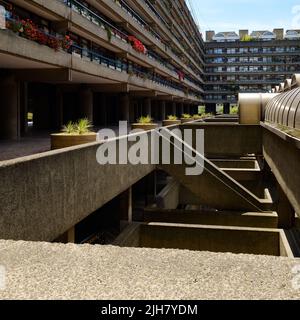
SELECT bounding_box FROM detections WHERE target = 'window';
[227,48,236,54]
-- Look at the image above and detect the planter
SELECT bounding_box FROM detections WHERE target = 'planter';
[162,120,181,127]
[131,123,158,131]
[51,132,97,150]
[181,118,194,124]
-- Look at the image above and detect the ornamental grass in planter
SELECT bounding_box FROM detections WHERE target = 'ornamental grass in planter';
[163,115,181,127]
[51,118,97,150]
[131,115,158,131]
[181,114,194,124]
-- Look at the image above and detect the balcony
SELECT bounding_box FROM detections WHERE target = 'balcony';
[64,0,203,88]
[0,17,200,101]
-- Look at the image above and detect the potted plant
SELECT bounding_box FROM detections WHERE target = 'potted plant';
[163,115,181,127]
[131,115,158,131]
[181,114,194,124]
[51,118,97,150]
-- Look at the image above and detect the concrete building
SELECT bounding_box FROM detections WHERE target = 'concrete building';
[0,0,204,140]
[0,1,300,300]
[205,29,300,112]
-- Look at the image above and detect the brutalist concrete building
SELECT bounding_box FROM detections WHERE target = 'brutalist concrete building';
[0,0,300,300]
[205,29,300,113]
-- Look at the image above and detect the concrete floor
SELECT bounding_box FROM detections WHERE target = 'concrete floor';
[0,240,299,300]
[0,135,51,161]
[0,126,137,161]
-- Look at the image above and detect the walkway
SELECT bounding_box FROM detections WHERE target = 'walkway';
[0,240,299,300]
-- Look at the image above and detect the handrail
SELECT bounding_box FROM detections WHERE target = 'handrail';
[3,6,201,99]
[64,0,128,41]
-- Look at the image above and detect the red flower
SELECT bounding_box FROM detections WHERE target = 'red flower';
[128,35,147,54]
[177,70,185,81]
[36,30,48,45]
[47,36,60,51]
[61,35,72,50]
[22,19,38,41]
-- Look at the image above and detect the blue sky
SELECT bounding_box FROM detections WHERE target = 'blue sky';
[187,0,300,37]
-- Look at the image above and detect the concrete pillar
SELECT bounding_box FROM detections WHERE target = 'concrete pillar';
[120,94,130,122]
[20,82,28,136]
[119,187,133,230]
[223,103,230,114]
[160,101,166,120]
[79,87,93,122]
[172,102,176,115]
[206,103,217,114]
[184,105,190,114]
[277,184,295,229]
[0,76,20,140]
[191,105,199,115]
[143,98,151,116]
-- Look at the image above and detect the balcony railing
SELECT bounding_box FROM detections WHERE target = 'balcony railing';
[62,0,203,88]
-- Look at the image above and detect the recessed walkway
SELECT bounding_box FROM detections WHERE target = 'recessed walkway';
[0,125,143,162]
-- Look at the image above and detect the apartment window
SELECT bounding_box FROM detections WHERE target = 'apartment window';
[215,67,224,72]
[228,57,237,63]
[227,67,236,72]
[240,57,248,63]
[227,48,236,54]
[239,66,248,72]
[249,47,259,53]
[276,47,285,52]
[263,47,272,53]
[214,48,223,54]
[239,48,248,54]
[250,66,260,72]
[227,76,236,81]
[249,57,259,63]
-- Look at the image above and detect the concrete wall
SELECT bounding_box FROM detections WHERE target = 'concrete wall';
[0,133,155,241]
[114,222,293,257]
[181,123,262,158]
[143,209,278,229]
[262,124,300,217]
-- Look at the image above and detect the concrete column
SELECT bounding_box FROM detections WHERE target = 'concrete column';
[223,103,230,114]
[119,187,133,230]
[20,82,28,136]
[160,101,166,120]
[143,98,151,116]
[120,94,130,122]
[191,105,198,115]
[0,76,20,140]
[172,102,176,115]
[206,103,217,114]
[277,184,295,229]
[79,87,93,122]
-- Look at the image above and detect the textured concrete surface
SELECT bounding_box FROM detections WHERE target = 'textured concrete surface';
[0,240,299,300]
[0,132,155,241]
[0,136,50,161]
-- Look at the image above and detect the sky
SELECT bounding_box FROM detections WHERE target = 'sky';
[186,0,300,39]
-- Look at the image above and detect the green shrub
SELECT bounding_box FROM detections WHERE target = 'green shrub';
[230,106,239,115]
[137,115,153,124]
[167,115,178,120]
[62,118,93,134]
[62,121,76,134]
[182,114,192,119]
[76,118,93,134]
